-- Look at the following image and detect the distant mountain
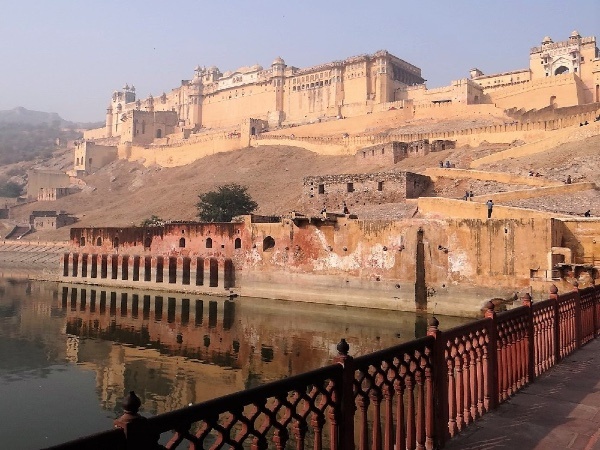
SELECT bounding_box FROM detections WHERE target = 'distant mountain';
[0,107,103,129]
[0,107,63,126]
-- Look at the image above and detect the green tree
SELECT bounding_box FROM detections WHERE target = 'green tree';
[0,181,22,197]
[196,184,257,222]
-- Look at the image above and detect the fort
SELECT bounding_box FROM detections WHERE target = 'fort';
[3,30,598,315]
[74,31,599,170]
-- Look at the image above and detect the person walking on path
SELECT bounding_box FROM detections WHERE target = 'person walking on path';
[486,200,494,219]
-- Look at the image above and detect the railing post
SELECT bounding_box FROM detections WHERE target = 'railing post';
[114,391,160,449]
[484,301,499,409]
[427,316,447,449]
[333,339,355,450]
[595,285,600,338]
[549,285,561,364]
[521,293,535,383]
[573,282,582,349]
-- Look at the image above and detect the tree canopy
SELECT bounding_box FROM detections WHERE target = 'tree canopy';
[196,184,257,222]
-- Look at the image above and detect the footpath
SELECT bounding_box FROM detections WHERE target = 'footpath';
[443,338,600,450]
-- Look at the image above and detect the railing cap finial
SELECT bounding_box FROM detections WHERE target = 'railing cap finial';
[485,300,495,310]
[428,316,439,328]
[122,391,141,415]
[549,284,558,294]
[336,338,350,356]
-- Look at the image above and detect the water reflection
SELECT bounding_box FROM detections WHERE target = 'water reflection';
[0,278,470,448]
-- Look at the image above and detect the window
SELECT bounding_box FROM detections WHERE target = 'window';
[234,238,241,249]
[347,183,354,193]
[318,184,325,194]
[79,237,85,246]
[263,236,275,251]
[206,237,213,248]
[113,237,119,248]
[179,237,186,248]
[96,237,102,246]
[378,181,384,191]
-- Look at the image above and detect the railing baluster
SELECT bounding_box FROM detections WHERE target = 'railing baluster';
[405,376,415,450]
[462,353,471,425]
[454,354,464,430]
[371,389,382,450]
[394,379,406,450]
[469,349,478,420]
[383,385,394,450]
[415,371,425,450]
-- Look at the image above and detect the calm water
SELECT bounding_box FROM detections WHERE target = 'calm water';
[0,277,470,449]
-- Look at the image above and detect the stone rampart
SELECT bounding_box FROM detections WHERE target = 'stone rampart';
[474,182,597,203]
[124,133,242,167]
[252,109,599,158]
[417,197,557,220]
[471,121,600,168]
[422,168,561,187]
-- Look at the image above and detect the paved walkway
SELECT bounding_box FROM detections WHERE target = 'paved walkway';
[443,338,600,450]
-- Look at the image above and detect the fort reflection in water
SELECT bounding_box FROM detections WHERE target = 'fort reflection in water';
[0,278,469,446]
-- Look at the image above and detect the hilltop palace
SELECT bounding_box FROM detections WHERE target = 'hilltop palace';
[74,31,599,172]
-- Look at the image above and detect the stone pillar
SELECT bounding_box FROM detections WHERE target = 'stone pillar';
[218,259,226,289]
[84,253,92,279]
[177,257,184,286]
[116,255,123,281]
[204,259,211,288]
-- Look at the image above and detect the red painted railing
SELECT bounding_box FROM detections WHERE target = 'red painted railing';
[45,284,600,450]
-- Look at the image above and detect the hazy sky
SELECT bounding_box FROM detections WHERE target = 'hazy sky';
[0,0,597,122]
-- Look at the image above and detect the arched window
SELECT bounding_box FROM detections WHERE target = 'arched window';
[554,66,569,75]
[206,237,213,248]
[79,237,85,246]
[144,237,152,249]
[156,129,162,138]
[179,237,186,248]
[263,236,275,251]
[234,238,241,249]
[96,237,102,246]
[113,237,119,248]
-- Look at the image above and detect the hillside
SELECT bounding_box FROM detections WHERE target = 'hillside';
[4,129,599,243]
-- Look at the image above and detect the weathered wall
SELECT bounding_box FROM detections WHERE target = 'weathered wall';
[356,142,407,165]
[554,219,600,265]
[74,141,118,173]
[422,168,561,187]
[63,212,588,316]
[26,170,70,200]
[38,187,71,201]
[303,171,431,211]
[122,133,243,167]
[417,197,555,220]
[470,121,600,168]
[477,182,596,203]
[488,73,584,110]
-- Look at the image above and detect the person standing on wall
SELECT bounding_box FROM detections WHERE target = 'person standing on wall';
[486,199,494,219]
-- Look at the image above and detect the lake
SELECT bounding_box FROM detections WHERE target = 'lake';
[0,277,470,449]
